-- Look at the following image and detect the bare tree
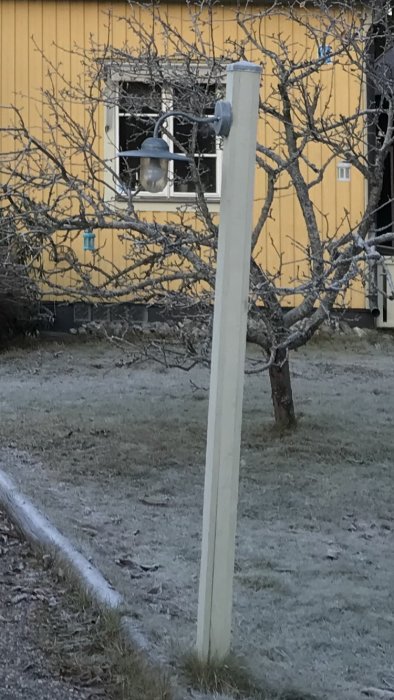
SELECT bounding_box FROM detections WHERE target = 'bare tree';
[1,0,394,426]
[0,204,42,340]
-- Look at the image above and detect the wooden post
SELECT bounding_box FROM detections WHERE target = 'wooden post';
[196,61,261,661]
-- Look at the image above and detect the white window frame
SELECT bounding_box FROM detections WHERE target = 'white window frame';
[104,66,223,210]
[337,161,351,182]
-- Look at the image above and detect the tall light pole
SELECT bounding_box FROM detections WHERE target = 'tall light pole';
[196,61,261,662]
[118,59,262,663]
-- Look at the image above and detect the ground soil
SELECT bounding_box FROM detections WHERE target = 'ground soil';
[0,332,393,699]
[0,507,104,699]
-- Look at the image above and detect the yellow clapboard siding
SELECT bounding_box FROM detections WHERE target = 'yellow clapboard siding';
[1,1,16,131]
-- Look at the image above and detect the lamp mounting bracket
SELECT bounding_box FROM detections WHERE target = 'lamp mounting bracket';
[152,100,232,139]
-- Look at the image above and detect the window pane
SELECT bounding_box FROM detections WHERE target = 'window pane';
[173,119,216,154]
[118,115,156,189]
[173,157,216,194]
[119,115,156,148]
[172,159,194,193]
[172,84,218,193]
[196,123,216,153]
[173,119,193,153]
[119,156,139,190]
[173,84,216,156]
[173,83,216,115]
[119,82,161,114]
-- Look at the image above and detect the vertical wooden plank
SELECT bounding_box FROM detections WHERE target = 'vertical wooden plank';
[69,0,87,281]
[38,1,57,292]
[1,1,16,120]
[0,1,3,139]
[28,0,44,136]
[14,0,29,116]
[56,0,72,288]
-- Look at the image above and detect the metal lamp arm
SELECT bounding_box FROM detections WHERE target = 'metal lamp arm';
[153,101,232,139]
[153,111,216,138]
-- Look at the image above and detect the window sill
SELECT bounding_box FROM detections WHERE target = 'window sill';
[114,195,221,213]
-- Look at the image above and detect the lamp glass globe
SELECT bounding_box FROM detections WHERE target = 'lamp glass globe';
[140,157,168,193]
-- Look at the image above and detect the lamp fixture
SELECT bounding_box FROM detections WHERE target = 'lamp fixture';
[117,100,232,193]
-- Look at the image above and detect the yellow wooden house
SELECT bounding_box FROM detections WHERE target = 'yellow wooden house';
[0,1,393,328]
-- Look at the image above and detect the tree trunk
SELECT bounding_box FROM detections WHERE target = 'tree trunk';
[268,350,296,429]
